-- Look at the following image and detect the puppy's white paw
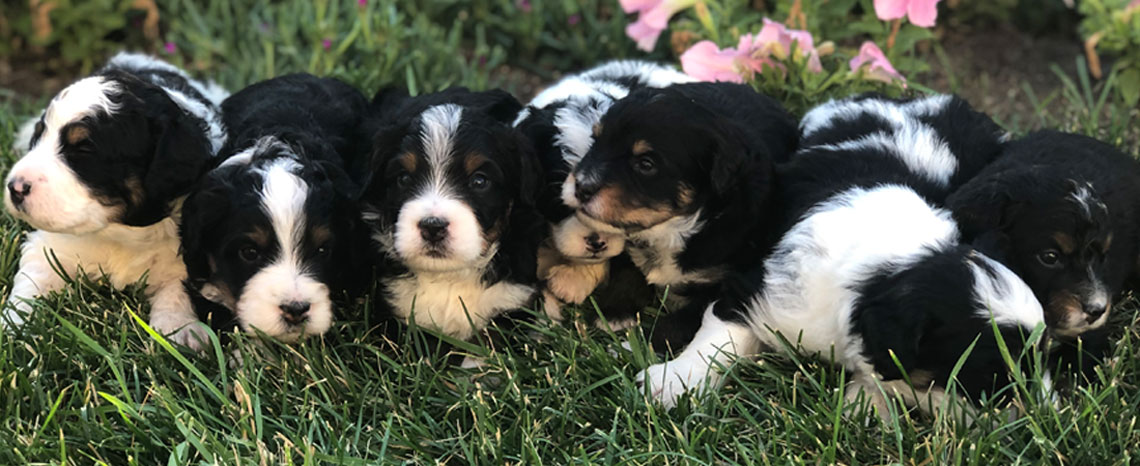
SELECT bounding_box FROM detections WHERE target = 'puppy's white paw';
[542,290,566,322]
[152,316,211,352]
[636,356,718,410]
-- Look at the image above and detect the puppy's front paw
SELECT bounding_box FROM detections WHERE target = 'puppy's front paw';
[152,316,211,352]
[546,262,606,305]
[636,356,718,410]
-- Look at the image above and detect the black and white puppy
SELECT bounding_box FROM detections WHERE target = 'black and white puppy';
[4,52,227,349]
[514,60,692,327]
[564,82,798,349]
[947,130,1140,338]
[362,88,544,341]
[180,74,369,341]
[639,94,1044,413]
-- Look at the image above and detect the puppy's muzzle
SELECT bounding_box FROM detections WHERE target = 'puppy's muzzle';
[585,233,607,255]
[575,178,600,205]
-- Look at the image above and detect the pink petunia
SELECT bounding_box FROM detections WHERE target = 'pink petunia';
[163,42,176,54]
[849,41,906,86]
[873,0,941,27]
[620,0,697,51]
[680,18,824,82]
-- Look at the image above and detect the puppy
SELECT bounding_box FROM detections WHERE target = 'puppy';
[948,130,1140,339]
[3,52,227,349]
[515,60,691,328]
[639,94,1044,413]
[362,88,544,341]
[564,82,798,349]
[180,74,370,342]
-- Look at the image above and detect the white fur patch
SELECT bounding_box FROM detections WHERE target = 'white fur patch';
[968,252,1045,331]
[811,122,958,187]
[638,305,757,409]
[386,269,534,340]
[625,212,718,287]
[743,185,959,370]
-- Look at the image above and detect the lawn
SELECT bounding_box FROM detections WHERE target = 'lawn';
[2,0,1140,464]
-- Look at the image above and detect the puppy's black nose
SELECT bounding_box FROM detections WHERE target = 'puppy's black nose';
[7,178,31,205]
[585,233,607,253]
[280,301,311,325]
[575,179,599,204]
[418,216,450,243]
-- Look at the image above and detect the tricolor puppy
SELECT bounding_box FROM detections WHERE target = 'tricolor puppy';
[515,60,691,327]
[180,74,369,342]
[363,88,544,341]
[639,95,1047,413]
[948,130,1140,338]
[3,52,227,349]
[565,82,798,349]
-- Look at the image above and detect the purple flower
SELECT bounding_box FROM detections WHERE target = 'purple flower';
[568,14,581,25]
[478,55,488,66]
[163,42,176,54]
[358,0,367,5]
[321,38,332,50]
[518,0,532,12]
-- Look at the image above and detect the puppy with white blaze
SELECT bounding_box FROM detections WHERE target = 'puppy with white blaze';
[180,74,370,342]
[639,94,1048,414]
[514,60,692,327]
[3,52,227,349]
[362,88,544,341]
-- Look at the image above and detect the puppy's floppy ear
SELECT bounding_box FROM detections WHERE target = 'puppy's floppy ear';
[179,178,231,284]
[946,170,1025,240]
[469,89,524,124]
[706,121,759,197]
[125,110,214,226]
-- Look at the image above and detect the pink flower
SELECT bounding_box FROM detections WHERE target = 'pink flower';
[747,18,822,73]
[849,41,906,86]
[568,14,581,25]
[518,0,532,12]
[163,42,176,54]
[680,18,823,82]
[873,0,940,27]
[321,38,332,50]
[621,0,697,52]
[357,0,366,6]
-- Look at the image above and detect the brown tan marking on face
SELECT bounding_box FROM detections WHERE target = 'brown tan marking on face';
[397,152,417,173]
[310,225,332,246]
[676,184,695,209]
[246,226,272,249]
[65,125,90,145]
[1046,291,1083,329]
[588,186,675,229]
[1052,232,1076,255]
[632,140,653,156]
[592,123,603,137]
[124,176,146,207]
[464,153,490,175]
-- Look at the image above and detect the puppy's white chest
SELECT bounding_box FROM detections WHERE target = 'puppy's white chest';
[385,273,534,340]
[30,219,185,288]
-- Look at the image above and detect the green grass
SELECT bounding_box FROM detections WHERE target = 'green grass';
[3,1,1140,463]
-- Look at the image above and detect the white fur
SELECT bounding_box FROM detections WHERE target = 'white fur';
[5,219,205,349]
[232,155,333,341]
[969,252,1047,330]
[386,269,534,340]
[637,306,757,409]
[12,116,39,157]
[811,121,958,187]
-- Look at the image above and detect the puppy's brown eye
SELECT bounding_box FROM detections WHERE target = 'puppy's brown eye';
[633,156,657,176]
[1037,250,1061,268]
[469,173,491,192]
[239,246,261,263]
[396,173,412,188]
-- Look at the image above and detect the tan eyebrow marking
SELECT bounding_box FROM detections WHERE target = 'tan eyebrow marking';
[65,125,90,145]
[632,140,652,156]
[1052,232,1075,255]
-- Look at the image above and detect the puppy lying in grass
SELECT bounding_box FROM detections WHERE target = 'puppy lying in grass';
[3,52,227,349]
[180,73,371,343]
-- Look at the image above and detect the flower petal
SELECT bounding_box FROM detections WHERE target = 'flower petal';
[626,20,663,51]
[906,0,940,27]
[620,0,659,14]
[850,41,905,84]
[641,0,697,29]
[874,0,908,20]
[681,40,745,83]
